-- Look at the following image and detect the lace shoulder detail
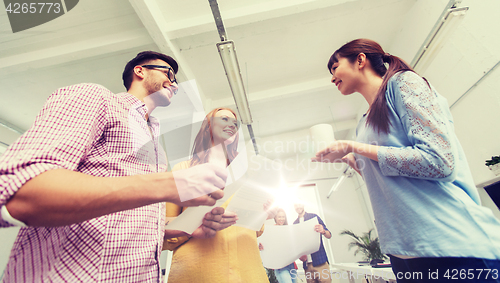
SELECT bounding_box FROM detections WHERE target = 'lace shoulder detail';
[378,72,456,180]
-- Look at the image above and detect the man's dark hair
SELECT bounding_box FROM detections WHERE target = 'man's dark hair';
[122,51,179,90]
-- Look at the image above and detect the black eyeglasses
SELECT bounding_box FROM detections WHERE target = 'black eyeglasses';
[141,65,177,84]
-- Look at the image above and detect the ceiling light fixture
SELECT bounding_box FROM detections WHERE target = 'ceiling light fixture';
[216,41,253,125]
[208,0,258,154]
[411,1,468,73]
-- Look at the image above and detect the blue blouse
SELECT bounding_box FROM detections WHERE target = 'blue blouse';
[355,71,500,259]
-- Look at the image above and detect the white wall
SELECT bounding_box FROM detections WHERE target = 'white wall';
[413,0,500,186]
[315,175,377,263]
[428,0,500,217]
[391,0,500,212]
[388,0,448,63]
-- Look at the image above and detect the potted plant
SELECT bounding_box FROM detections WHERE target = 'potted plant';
[485,155,500,176]
[340,229,387,263]
[265,267,278,283]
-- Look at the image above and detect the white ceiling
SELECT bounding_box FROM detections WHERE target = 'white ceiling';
[0,0,495,162]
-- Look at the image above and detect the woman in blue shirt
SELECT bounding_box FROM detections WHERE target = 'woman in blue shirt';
[312,38,500,282]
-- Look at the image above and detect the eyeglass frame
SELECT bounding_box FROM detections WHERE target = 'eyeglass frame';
[140,64,178,84]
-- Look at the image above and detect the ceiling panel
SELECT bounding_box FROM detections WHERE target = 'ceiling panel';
[0,0,141,56]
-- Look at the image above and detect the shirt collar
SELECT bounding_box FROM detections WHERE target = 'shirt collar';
[122,92,150,121]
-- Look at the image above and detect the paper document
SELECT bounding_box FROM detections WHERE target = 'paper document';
[259,217,320,269]
[165,148,249,234]
[165,152,284,234]
[225,154,282,230]
[224,180,274,231]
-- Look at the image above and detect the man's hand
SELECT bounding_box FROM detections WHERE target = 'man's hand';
[299,255,307,262]
[173,163,228,207]
[313,224,331,239]
[191,207,237,239]
[314,224,325,235]
[7,162,228,227]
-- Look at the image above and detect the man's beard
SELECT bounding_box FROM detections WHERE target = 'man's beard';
[144,77,171,106]
[145,76,163,94]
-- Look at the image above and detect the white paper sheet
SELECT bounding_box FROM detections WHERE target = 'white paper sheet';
[225,154,282,230]
[224,180,273,231]
[259,217,320,269]
[165,151,284,234]
[165,147,249,234]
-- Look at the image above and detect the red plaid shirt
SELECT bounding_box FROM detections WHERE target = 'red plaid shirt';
[0,83,167,282]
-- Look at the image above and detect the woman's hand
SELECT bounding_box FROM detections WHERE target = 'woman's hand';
[341,152,356,167]
[312,141,379,166]
[191,207,238,239]
[341,153,362,175]
[311,141,352,163]
[258,243,264,251]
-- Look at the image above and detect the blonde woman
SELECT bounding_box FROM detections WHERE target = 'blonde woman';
[164,107,271,283]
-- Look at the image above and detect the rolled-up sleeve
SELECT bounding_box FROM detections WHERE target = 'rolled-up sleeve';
[378,72,456,182]
[0,83,109,227]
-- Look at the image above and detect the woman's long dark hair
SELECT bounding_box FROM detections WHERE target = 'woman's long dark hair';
[190,107,239,166]
[327,38,417,134]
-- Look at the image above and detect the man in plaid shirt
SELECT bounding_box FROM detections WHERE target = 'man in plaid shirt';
[0,51,235,282]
